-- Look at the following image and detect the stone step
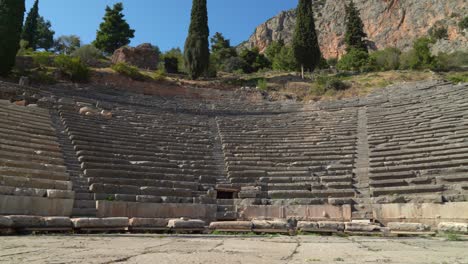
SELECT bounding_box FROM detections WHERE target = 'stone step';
[72,208,97,217]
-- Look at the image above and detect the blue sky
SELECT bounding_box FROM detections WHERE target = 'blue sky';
[25,0,297,52]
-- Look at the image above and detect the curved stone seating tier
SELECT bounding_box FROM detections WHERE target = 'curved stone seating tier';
[217,109,358,199]
[367,83,468,198]
[0,100,74,216]
[57,105,226,204]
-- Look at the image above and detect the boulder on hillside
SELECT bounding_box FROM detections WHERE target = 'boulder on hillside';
[111,43,159,70]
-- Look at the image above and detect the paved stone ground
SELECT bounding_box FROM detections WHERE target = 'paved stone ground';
[0,234,467,264]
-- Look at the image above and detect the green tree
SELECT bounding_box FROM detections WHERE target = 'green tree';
[239,47,270,73]
[459,16,468,30]
[35,16,54,51]
[344,0,367,52]
[293,0,321,78]
[273,46,297,71]
[94,2,135,54]
[21,0,39,50]
[0,0,25,76]
[399,38,437,70]
[210,32,237,71]
[265,39,285,62]
[163,48,185,73]
[184,0,210,79]
[54,35,81,55]
[337,48,370,71]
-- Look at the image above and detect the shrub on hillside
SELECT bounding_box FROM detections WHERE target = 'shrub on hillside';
[257,78,268,91]
[337,48,370,72]
[17,40,34,56]
[327,58,338,67]
[151,69,166,81]
[71,45,102,65]
[428,24,449,40]
[111,62,146,81]
[459,17,468,31]
[271,46,297,71]
[222,57,249,73]
[434,51,468,71]
[239,47,271,73]
[31,51,53,68]
[311,74,350,96]
[400,38,436,70]
[54,55,90,82]
[369,47,401,71]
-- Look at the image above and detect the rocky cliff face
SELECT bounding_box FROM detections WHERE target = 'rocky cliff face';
[240,0,467,58]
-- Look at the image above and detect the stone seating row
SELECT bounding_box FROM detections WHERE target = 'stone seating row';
[366,83,468,198]
[0,101,74,205]
[56,105,227,203]
[217,109,357,194]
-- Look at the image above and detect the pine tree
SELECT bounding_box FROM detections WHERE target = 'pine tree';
[184,0,210,80]
[210,32,236,70]
[292,0,321,79]
[344,0,367,52]
[94,2,135,54]
[21,0,39,50]
[0,0,25,76]
[36,16,55,51]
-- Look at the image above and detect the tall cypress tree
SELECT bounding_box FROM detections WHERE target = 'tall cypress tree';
[184,0,210,80]
[21,0,39,50]
[94,2,135,54]
[0,0,25,76]
[344,0,367,52]
[292,0,321,79]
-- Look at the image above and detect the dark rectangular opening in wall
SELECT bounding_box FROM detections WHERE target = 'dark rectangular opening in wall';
[217,191,235,199]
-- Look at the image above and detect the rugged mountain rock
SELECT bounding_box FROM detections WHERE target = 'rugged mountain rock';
[239,0,467,58]
[111,43,159,70]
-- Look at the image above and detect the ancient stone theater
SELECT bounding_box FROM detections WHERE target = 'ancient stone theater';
[0,80,467,235]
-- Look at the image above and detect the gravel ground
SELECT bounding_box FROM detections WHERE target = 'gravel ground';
[0,234,467,264]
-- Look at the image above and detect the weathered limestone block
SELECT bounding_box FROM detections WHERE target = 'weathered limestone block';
[345,222,381,232]
[129,218,168,228]
[438,222,468,234]
[72,217,129,228]
[167,218,205,229]
[0,186,15,195]
[252,219,290,230]
[387,222,430,232]
[0,216,13,228]
[136,195,163,203]
[317,221,345,231]
[14,188,47,197]
[43,217,72,228]
[297,221,319,230]
[209,221,253,231]
[7,215,45,228]
[47,190,75,199]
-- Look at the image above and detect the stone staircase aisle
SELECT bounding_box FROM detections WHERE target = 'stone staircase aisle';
[352,107,373,220]
[49,109,97,217]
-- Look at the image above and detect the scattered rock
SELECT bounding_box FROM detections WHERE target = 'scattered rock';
[438,222,468,234]
[100,110,113,119]
[79,106,98,116]
[19,76,30,86]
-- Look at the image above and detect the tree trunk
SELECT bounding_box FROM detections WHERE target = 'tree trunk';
[301,64,304,79]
